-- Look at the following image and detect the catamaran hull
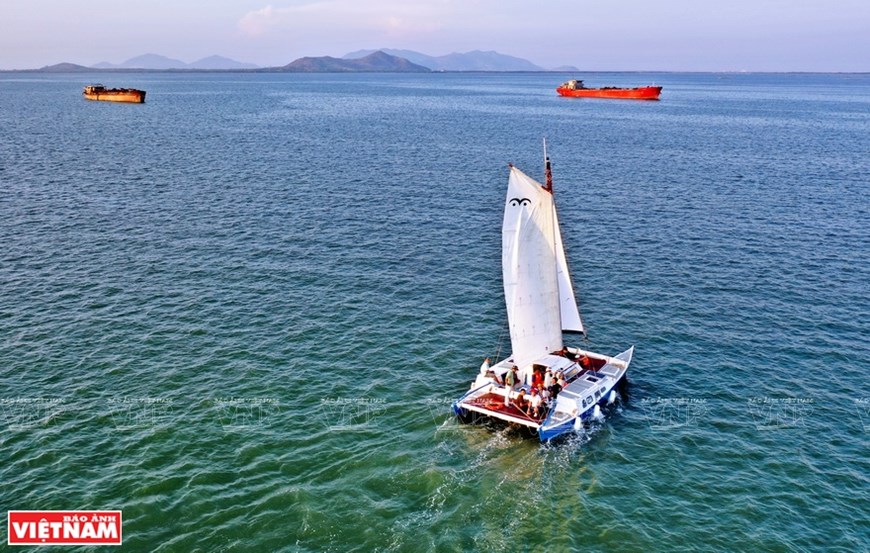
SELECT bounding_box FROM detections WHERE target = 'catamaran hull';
[452,372,627,442]
[452,404,544,438]
[453,346,633,442]
[537,374,628,442]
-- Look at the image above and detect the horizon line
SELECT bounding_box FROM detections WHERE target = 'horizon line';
[3,67,869,75]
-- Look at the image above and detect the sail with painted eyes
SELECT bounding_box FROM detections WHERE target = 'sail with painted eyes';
[503,166,584,370]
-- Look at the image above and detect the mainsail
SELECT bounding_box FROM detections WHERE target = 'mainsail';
[503,167,583,370]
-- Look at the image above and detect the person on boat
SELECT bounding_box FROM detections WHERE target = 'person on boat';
[579,355,592,370]
[529,388,543,419]
[514,389,528,414]
[549,379,562,399]
[503,367,516,407]
[479,357,490,375]
[531,367,544,390]
[539,386,551,411]
[480,357,501,384]
[484,369,500,385]
[544,368,554,390]
[504,366,517,390]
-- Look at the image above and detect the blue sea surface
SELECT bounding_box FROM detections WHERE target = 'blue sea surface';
[1,71,868,552]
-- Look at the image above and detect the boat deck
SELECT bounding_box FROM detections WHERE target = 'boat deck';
[466,392,544,425]
[462,391,544,424]
[456,348,631,431]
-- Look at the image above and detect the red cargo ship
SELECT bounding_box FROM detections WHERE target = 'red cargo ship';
[556,79,661,100]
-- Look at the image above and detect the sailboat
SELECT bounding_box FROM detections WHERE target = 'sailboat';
[452,146,634,442]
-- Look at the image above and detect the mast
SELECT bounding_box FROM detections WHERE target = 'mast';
[543,138,553,193]
[542,138,585,336]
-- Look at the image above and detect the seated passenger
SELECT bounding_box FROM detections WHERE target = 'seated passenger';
[529,388,543,419]
[479,357,491,375]
[514,389,528,413]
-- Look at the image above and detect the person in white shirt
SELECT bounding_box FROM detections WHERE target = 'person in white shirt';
[529,387,543,418]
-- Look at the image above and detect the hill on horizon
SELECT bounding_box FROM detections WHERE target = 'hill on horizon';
[93,53,257,70]
[344,49,546,71]
[37,62,92,72]
[278,51,429,73]
[20,49,576,73]
[187,55,258,70]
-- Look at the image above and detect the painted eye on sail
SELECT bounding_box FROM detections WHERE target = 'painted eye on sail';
[509,197,531,206]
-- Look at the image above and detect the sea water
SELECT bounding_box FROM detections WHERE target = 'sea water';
[1,71,868,552]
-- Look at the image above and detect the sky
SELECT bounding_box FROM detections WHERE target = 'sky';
[1,0,868,71]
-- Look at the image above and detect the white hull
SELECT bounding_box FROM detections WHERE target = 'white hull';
[453,346,633,441]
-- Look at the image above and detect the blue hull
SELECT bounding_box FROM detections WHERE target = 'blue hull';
[538,374,628,442]
[453,348,632,443]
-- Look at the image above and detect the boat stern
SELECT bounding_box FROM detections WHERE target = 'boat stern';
[537,346,634,442]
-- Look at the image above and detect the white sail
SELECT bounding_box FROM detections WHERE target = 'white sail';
[553,208,585,334]
[503,167,567,369]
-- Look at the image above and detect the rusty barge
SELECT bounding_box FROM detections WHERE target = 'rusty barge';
[83,84,146,104]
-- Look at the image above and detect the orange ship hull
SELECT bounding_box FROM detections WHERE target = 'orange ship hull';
[556,86,661,100]
[83,85,146,104]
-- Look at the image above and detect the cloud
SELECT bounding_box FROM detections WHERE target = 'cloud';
[237,5,280,37]
[236,1,449,39]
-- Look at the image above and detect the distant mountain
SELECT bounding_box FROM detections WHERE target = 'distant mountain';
[97,53,187,69]
[92,53,257,70]
[552,65,581,72]
[38,62,91,72]
[279,51,429,73]
[188,55,258,70]
[344,49,545,71]
[344,48,439,68]
[436,50,544,71]
[25,49,557,73]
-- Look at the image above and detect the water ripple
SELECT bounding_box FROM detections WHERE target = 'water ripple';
[1,72,868,552]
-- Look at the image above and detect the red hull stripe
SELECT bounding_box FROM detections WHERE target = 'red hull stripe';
[556,86,662,100]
